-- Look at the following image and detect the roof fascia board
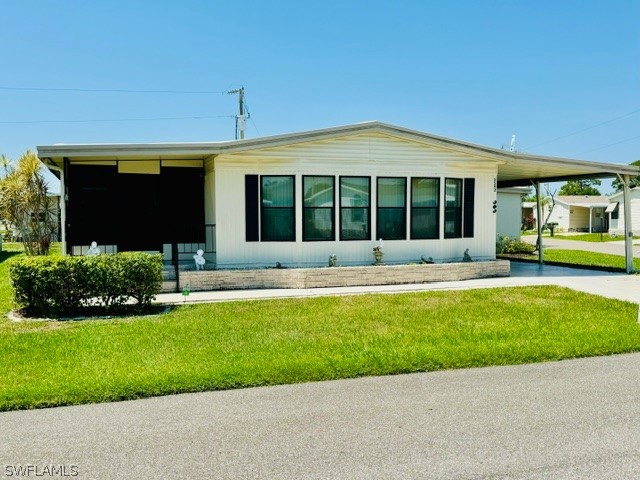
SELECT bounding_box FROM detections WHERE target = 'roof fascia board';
[497,172,621,188]
[37,121,640,178]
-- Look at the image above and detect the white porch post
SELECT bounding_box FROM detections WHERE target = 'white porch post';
[589,206,593,233]
[535,180,544,264]
[622,174,634,273]
[59,167,66,255]
[47,164,67,256]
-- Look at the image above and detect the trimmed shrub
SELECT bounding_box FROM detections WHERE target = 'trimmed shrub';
[9,252,162,317]
[496,235,536,255]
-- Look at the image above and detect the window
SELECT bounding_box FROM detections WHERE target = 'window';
[377,177,406,240]
[261,176,295,241]
[303,176,334,241]
[444,178,462,238]
[340,177,370,240]
[411,178,439,239]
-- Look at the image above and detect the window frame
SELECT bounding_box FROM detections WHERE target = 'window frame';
[339,176,371,241]
[302,175,335,242]
[444,177,463,239]
[376,176,407,241]
[260,175,296,242]
[410,177,440,240]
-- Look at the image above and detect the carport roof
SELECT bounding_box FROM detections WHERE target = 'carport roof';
[37,121,640,185]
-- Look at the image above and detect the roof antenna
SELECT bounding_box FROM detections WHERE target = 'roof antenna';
[509,134,517,152]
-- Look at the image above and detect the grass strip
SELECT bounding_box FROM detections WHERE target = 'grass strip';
[506,249,640,271]
[550,233,639,243]
[1,286,639,411]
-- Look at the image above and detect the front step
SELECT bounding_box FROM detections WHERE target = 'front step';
[161,263,216,293]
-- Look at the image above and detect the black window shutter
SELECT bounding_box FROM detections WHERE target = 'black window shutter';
[463,178,475,238]
[245,175,259,242]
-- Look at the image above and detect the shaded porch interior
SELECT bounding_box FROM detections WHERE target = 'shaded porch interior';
[66,162,214,264]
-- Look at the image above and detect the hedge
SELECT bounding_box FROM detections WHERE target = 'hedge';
[9,252,163,317]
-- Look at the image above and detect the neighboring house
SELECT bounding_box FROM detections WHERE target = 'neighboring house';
[36,122,639,268]
[526,195,610,233]
[497,187,529,238]
[607,187,640,235]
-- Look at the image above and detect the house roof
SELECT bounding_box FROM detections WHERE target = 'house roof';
[555,195,610,207]
[37,121,640,186]
[608,186,640,201]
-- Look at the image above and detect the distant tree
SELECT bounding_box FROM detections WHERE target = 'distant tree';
[612,160,640,192]
[0,151,57,255]
[558,179,601,196]
[0,154,11,236]
[541,184,558,227]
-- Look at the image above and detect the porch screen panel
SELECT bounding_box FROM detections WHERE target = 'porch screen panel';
[411,178,439,239]
[444,178,462,238]
[245,175,259,242]
[303,176,334,241]
[67,165,118,247]
[377,177,406,240]
[463,178,475,238]
[261,176,295,241]
[160,167,204,245]
[340,177,370,240]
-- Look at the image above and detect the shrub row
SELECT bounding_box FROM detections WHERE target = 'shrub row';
[496,235,536,255]
[9,252,163,317]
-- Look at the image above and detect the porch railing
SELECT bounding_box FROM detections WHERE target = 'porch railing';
[170,223,216,293]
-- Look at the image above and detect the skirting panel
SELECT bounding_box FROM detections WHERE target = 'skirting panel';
[178,260,510,291]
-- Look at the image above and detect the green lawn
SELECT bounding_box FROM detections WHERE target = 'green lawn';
[1,283,640,411]
[2,244,640,411]
[551,233,638,243]
[513,249,640,271]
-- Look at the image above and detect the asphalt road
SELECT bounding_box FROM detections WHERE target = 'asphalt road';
[2,354,639,479]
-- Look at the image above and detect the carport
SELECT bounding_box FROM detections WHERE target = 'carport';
[497,153,640,273]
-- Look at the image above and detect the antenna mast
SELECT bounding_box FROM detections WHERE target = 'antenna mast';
[227,86,246,140]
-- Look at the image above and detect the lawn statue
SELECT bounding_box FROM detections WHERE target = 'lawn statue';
[463,249,473,262]
[87,241,100,256]
[373,238,384,264]
[420,255,434,264]
[193,249,206,270]
[328,254,337,267]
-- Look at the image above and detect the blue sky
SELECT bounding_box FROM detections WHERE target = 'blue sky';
[2,1,639,193]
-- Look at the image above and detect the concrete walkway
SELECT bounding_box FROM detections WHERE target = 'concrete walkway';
[2,353,639,479]
[155,262,640,305]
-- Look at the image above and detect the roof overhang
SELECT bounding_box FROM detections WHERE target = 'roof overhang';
[37,121,640,183]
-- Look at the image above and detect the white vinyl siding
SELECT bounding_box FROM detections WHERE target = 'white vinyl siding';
[213,133,499,267]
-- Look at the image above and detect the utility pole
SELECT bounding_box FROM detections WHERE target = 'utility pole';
[227,87,246,140]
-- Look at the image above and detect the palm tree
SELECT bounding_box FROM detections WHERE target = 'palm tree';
[0,154,12,239]
[0,151,56,254]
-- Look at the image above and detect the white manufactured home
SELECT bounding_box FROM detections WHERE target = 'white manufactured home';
[37,122,640,270]
[608,187,640,236]
[546,196,610,233]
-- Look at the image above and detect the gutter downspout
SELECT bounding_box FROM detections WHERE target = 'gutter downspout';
[535,180,544,264]
[621,174,634,273]
[46,164,66,256]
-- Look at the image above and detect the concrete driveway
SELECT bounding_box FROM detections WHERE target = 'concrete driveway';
[1,354,639,479]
